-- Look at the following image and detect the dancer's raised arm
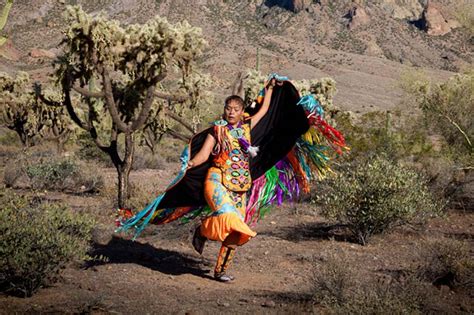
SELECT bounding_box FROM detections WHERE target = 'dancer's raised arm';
[250,79,276,129]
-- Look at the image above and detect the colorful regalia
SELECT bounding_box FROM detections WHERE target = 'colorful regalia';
[116,74,348,279]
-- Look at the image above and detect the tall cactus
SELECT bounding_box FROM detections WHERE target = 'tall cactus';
[0,0,13,47]
[50,6,209,208]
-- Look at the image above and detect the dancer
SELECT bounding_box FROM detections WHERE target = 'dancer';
[187,79,276,281]
[116,73,347,282]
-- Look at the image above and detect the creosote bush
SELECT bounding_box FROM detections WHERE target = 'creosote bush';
[4,153,104,193]
[0,189,95,297]
[415,237,474,289]
[313,253,435,315]
[319,156,443,245]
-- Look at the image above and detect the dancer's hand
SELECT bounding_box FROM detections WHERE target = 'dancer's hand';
[187,161,194,170]
[265,78,276,91]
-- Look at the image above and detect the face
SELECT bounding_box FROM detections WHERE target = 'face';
[223,100,244,125]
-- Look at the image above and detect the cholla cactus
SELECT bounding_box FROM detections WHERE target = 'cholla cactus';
[53,5,209,208]
[0,0,13,47]
[0,72,73,149]
[0,71,41,146]
[241,70,339,121]
[241,69,266,106]
[35,86,76,153]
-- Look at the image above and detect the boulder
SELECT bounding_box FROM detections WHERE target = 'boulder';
[347,5,370,30]
[421,1,452,36]
[292,0,311,13]
[29,48,56,59]
[380,0,424,20]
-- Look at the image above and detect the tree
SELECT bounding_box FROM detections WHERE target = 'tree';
[51,6,208,208]
[138,72,212,155]
[0,71,74,150]
[0,71,42,147]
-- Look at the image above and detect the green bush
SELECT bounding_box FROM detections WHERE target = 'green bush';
[4,153,104,193]
[399,69,473,163]
[26,159,77,184]
[416,237,474,289]
[420,71,473,157]
[319,156,443,245]
[0,189,95,297]
[335,110,433,163]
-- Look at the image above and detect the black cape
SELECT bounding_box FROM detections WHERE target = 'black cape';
[158,81,309,209]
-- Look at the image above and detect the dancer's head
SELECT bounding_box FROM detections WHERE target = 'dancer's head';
[223,95,245,125]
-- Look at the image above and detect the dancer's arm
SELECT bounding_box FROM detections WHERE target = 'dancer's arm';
[187,134,216,169]
[250,79,276,129]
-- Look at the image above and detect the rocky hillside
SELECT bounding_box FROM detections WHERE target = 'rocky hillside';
[0,0,472,112]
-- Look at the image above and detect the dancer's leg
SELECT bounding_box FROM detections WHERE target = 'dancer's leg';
[214,244,236,282]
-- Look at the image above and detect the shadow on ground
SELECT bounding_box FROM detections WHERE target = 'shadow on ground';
[86,236,213,279]
[259,222,353,243]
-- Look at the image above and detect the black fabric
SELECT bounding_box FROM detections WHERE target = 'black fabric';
[158,81,309,209]
[249,82,309,178]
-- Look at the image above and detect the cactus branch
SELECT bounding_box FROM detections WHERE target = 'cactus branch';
[73,84,105,98]
[130,71,167,132]
[102,67,130,133]
[164,108,195,134]
[167,128,191,143]
[154,91,188,102]
[0,0,13,31]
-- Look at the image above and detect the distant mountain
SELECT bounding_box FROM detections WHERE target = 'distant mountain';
[0,0,471,112]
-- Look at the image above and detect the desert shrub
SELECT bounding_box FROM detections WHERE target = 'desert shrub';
[314,253,432,315]
[415,237,474,289]
[421,71,473,157]
[0,128,20,146]
[335,110,433,163]
[314,253,356,305]
[132,149,167,170]
[399,69,473,162]
[76,132,112,166]
[319,156,443,245]
[0,189,95,297]
[3,153,104,193]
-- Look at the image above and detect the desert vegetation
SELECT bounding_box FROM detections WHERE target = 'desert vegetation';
[0,1,472,314]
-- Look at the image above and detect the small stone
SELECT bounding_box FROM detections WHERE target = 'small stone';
[217,300,230,307]
[262,300,276,308]
[270,221,276,225]
[264,251,269,255]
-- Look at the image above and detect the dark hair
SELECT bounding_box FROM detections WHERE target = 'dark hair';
[224,95,245,108]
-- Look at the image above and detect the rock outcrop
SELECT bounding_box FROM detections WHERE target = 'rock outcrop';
[420,0,452,36]
[264,0,312,13]
[346,5,370,30]
[379,0,424,20]
[29,48,57,59]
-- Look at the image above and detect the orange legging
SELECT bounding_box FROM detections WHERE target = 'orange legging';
[200,167,257,276]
